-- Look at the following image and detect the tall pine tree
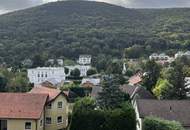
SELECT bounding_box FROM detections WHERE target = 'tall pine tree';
[98,76,129,109]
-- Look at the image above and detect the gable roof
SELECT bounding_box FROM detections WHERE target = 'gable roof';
[136,99,190,126]
[128,73,142,85]
[120,85,155,99]
[30,85,62,102]
[0,93,48,119]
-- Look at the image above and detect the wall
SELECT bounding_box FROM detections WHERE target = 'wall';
[6,109,45,130]
[45,94,68,130]
[8,119,36,130]
[28,67,66,84]
[134,100,143,130]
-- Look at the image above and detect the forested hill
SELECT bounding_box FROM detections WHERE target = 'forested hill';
[1,0,190,66]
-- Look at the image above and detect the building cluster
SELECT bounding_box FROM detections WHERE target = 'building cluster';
[149,53,174,65]
[0,85,69,130]
[121,84,190,130]
[27,55,92,85]
[149,51,190,65]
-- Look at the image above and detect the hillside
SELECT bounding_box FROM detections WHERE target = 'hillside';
[0,1,190,67]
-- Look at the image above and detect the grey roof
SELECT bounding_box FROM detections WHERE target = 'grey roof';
[120,85,155,99]
[46,78,60,85]
[137,99,190,126]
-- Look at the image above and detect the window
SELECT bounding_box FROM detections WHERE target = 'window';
[58,101,62,108]
[57,116,63,124]
[46,117,51,124]
[25,122,31,130]
[38,74,40,77]
[47,103,52,109]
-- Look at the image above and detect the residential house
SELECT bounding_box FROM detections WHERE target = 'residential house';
[128,73,142,86]
[30,86,69,130]
[149,53,174,65]
[134,99,190,130]
[175,51,190,59]
[77,55,92,65]
[27,67,66,85]
[149,53,170,61]
[81,78,101,86]
[0,93,47,130]
[120,85,155,104]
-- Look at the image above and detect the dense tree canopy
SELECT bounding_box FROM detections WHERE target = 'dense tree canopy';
[0,68,33,92]
[70,98,136,130]
[142,60,161,92]
[0,1,190,68]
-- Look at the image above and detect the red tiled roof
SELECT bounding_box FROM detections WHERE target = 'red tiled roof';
[128,74,142,85]
[0,93,48,119]
[30,85,61,102]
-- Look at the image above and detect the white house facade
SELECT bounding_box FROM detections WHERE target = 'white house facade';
[77,55,92,65]
[149,53,170,61]
[134,100,143,130]
[175,51,190,59]
[27,67,66,84]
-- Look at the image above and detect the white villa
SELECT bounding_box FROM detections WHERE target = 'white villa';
[81,78,101,86]
[149,53,175,65]
[77,55,92,65]
[27,67,66,84]
[175,51,190,59]
[149,53,170,61]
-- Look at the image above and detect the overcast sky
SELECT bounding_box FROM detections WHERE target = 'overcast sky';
[0,0,190,15]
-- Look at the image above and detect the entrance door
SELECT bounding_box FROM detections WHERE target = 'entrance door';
[0,120,7,130]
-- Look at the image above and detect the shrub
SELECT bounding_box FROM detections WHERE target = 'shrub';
[143,116,184,130]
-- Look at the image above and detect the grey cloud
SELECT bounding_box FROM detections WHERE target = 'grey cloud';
[93,0,190,8]
[0,0,43,10]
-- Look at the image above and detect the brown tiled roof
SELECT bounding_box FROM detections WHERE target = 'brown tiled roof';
[30,85,61,102]
[0,93,48,119]
[137,99,190,126]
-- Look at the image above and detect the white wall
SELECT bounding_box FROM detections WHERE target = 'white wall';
[27,67,65,84]
[134,100,143,130]
[78,55,91,65]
